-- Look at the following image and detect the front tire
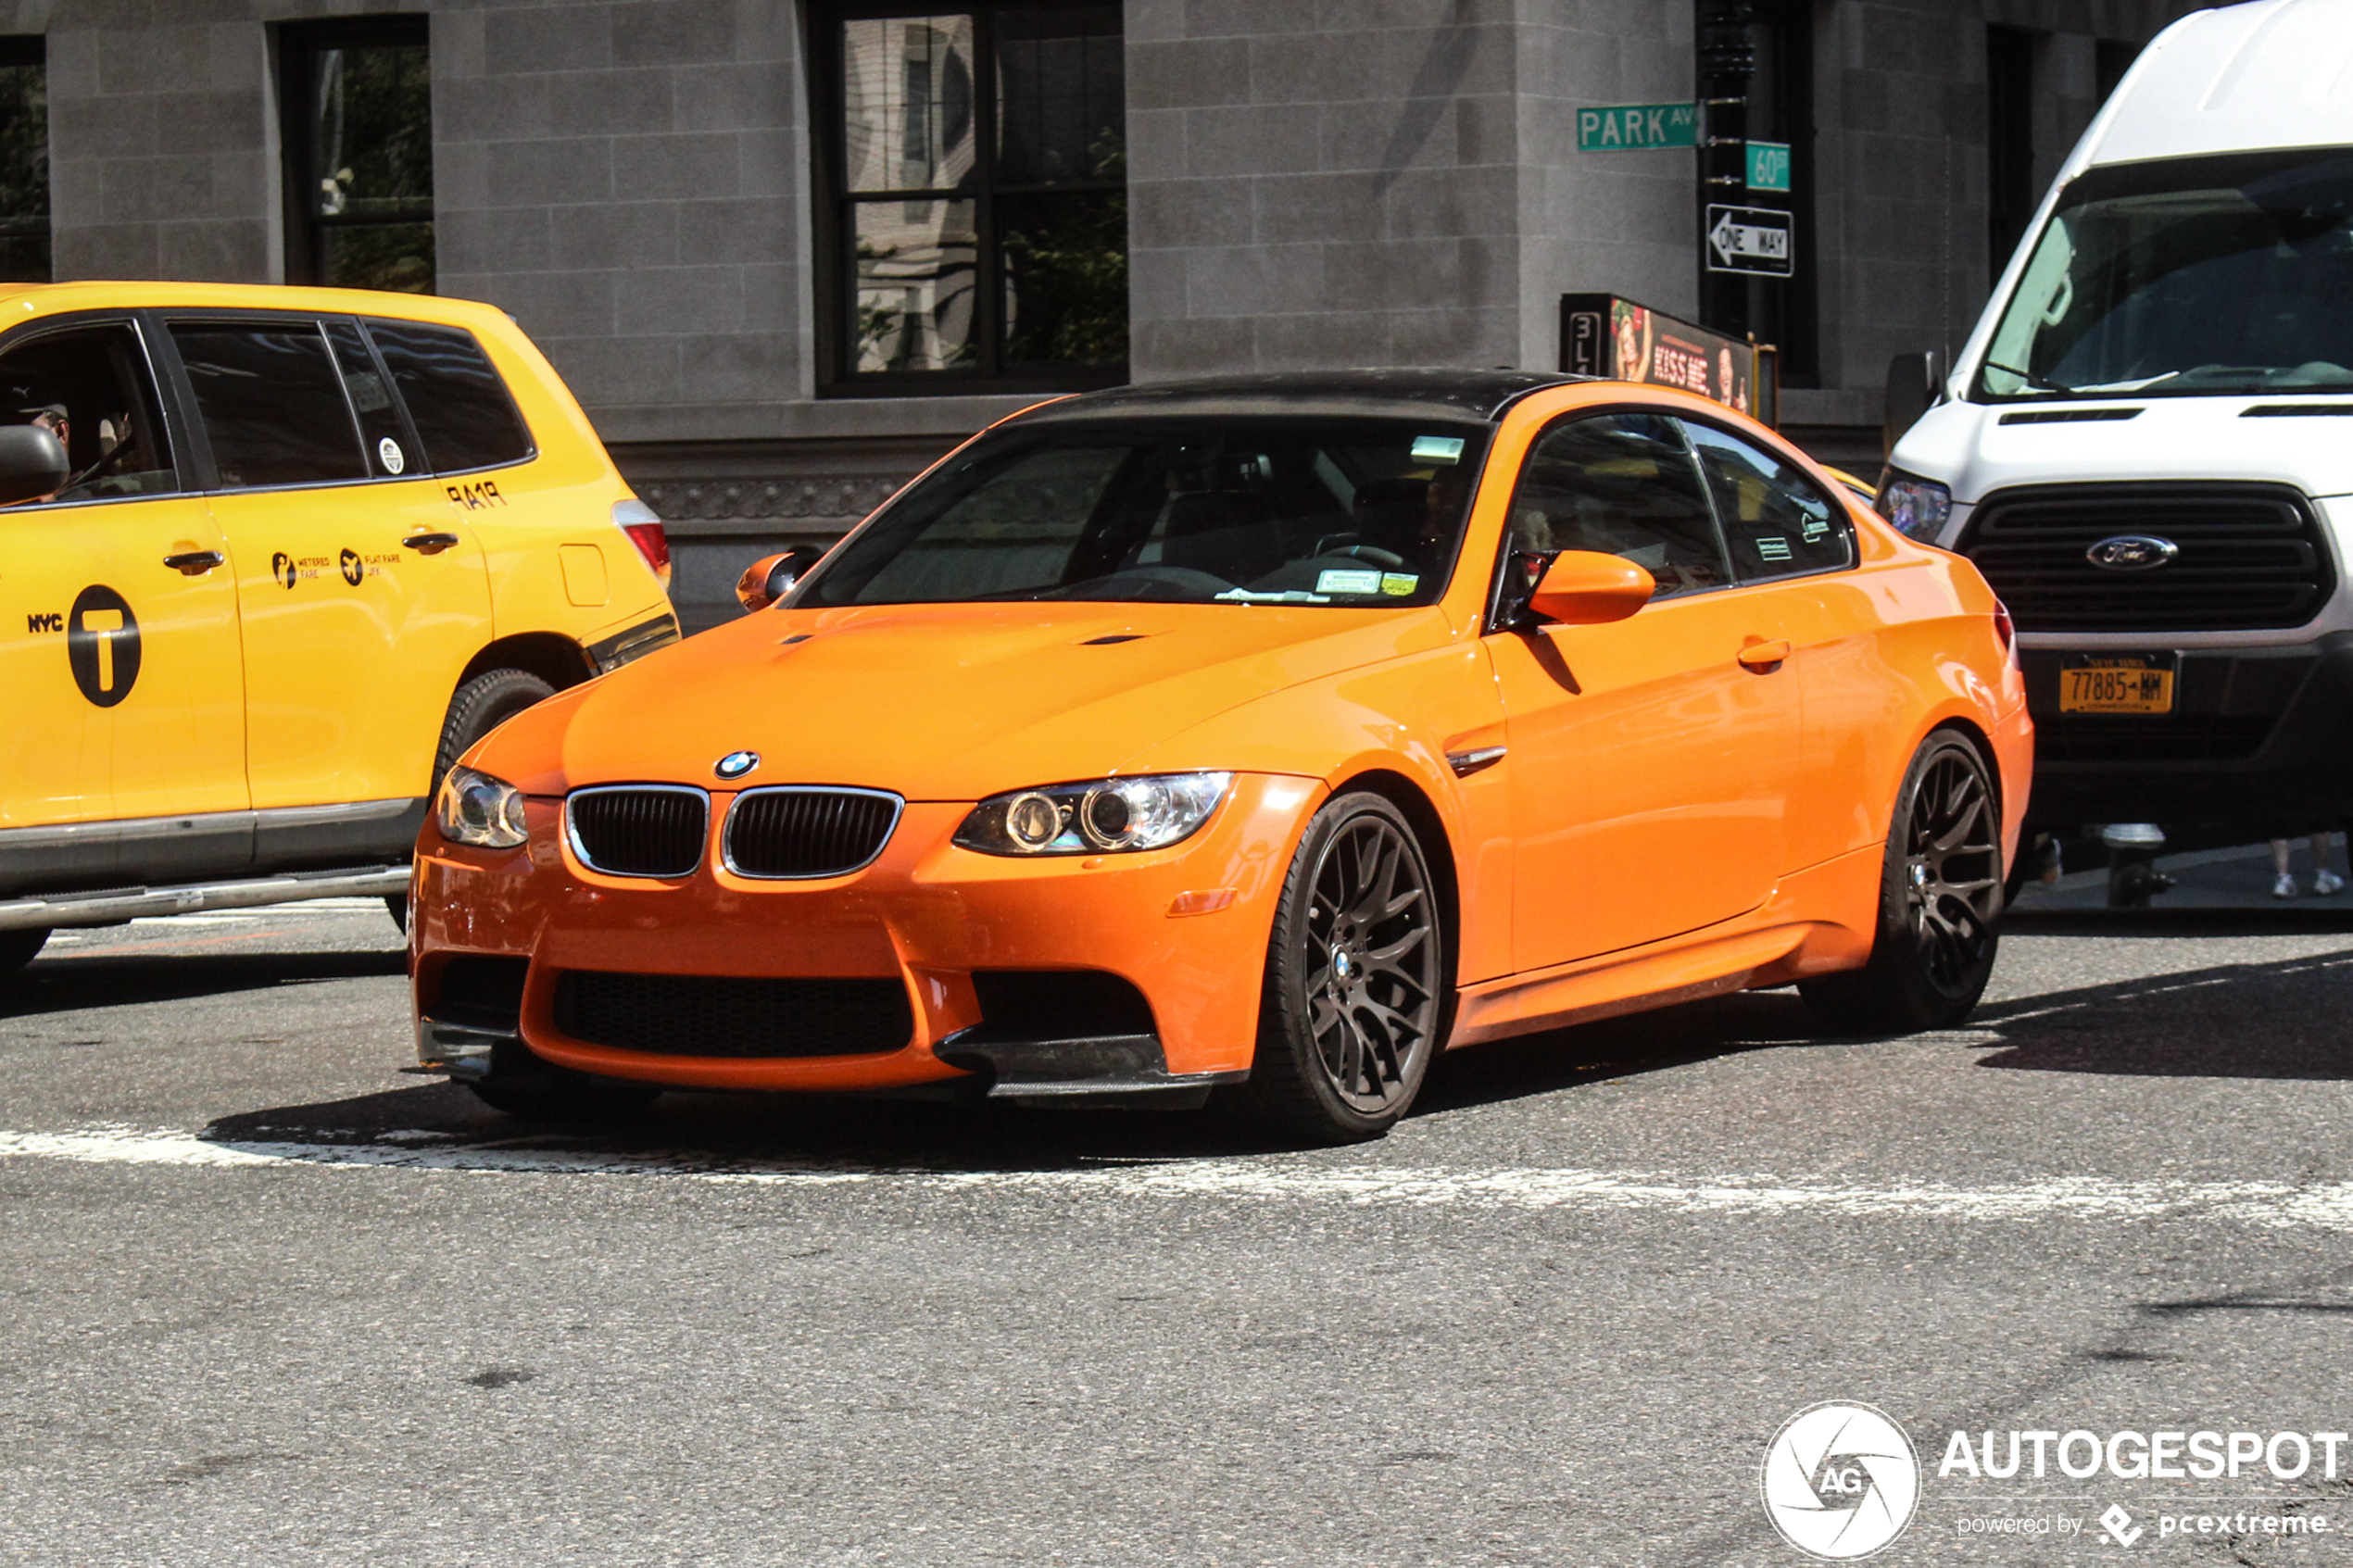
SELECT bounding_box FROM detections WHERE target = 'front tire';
[1801,731,2003,1034]
[1233,792,1445,1144]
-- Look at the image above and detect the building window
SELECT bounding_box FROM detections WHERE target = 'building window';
[280,17,434,293]
[818,3,1127,394]
[1986,25,2036,286]
[0,37,47,283]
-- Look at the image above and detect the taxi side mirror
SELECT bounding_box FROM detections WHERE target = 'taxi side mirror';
[0,423,69,506]
[1528,550,1655,625]
[735,546,824,613]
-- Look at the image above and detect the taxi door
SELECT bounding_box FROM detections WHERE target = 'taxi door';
[1483,410,1801,972]
[159,315,491,812]
[0,317,245,858]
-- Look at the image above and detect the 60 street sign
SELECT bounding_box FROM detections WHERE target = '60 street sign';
[1578,102,1699,152]
[1706,205,1794,277]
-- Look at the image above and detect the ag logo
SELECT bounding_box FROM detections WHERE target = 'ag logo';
[714,750,760,781]
[340,548,363,586]
[272,551,296,590]
[66,585,141,709]
[1760,1402,1919,1560]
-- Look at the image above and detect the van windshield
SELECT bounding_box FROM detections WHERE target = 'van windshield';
[799,417,1491,608]
[1978,149,2353,400]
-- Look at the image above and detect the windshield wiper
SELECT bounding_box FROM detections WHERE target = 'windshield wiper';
[1983,359,2075,395]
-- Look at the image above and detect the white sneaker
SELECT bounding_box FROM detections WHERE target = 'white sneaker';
[2317,869,2345,896]
[2274,872,2299,898]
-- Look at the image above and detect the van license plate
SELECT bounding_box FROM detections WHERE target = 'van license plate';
[2059,653,2176,714]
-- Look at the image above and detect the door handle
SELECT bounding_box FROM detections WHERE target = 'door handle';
[162,549,225,575]
[402,532,461,555]
[1737,639,1793,671]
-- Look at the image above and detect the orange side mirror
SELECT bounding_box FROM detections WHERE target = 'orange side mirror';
[1527,550,1655,625]
[735,546,824,613]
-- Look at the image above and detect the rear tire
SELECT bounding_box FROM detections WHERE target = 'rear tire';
[1231,792,1445,1144]
[1801,731,2003,1035]
[434,668,557,792]
[0,927,50,977]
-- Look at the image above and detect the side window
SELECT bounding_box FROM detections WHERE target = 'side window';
[170,322,366,489]
[323,319,414,479]
[1681,420,1856,581]
[0,321,177,504]
[362,320,533,474]
[1506,411,1730,598]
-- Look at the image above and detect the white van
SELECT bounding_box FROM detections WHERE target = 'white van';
[1885,0,2353,839]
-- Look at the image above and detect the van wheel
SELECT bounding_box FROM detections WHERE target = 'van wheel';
[434,668,558,790]
[1232,792,1444,1144]
[0,927,49,977]
[1801,732,2003,1035]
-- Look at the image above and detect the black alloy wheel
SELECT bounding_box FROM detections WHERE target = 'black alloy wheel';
[1236,792,1444,1142]
[1801,732,2003,1035]
[1903,746,2003,993]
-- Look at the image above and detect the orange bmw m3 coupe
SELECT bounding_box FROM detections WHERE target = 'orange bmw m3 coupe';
[409,372,2031,1142]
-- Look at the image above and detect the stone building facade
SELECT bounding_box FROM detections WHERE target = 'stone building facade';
[4,0,2207,629]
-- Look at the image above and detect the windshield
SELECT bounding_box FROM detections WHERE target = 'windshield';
[1977,149,2353,400]
[801,416,1493,608]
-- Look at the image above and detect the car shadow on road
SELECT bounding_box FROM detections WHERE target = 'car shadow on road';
[198,991,1815,1172]
[0,947,409,1020]
[1970,940,2353,1080]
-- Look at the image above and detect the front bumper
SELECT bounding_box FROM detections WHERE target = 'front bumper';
[2020,632,2353,824]
[409,773,1320,1096]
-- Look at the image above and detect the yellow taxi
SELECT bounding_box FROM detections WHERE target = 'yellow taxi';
[0,282,676,972]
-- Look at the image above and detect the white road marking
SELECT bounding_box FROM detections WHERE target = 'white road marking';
[3,1124,2351,1228]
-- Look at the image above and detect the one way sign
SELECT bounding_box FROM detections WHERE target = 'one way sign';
[1705,205,1794,277]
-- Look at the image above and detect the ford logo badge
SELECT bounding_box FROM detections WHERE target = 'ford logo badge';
[714,750,760,780]
[2086,534,2180,571]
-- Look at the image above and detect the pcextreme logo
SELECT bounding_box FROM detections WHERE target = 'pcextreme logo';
[1761,1402,1921,1560]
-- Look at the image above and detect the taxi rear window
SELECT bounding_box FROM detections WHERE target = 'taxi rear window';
[171,323,369,489]
[363,320,533,473]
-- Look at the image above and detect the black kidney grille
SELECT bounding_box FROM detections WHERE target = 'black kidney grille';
[1957,483,2334,633]
[551,970,913,1058]
[568,787,709,877]
[724,788,901,878]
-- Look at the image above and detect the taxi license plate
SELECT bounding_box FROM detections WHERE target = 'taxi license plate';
[2059,653,2176,714]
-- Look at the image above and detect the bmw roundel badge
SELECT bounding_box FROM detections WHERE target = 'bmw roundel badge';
[714,750,761,781]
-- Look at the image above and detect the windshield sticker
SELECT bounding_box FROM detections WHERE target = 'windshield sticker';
[1315,569,1384,596]
[1214,587,1331,604]
[1757,536,1793,562]
[1410,434,1466,465]
[1380,572,1419,596]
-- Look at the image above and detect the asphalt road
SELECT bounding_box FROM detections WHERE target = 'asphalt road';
[2,880,2350,1568]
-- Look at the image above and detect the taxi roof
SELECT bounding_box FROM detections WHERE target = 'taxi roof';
[1016,370,1587,427]
[0,280,515,329]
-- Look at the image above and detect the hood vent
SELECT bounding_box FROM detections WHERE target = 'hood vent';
[1997,408,2142,425]
[2242,404,2353,418]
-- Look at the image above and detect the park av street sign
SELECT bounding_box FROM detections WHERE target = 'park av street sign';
[1577,102,1699,152]
[1706,205,1794,277]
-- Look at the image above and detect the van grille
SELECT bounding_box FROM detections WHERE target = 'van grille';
[567,786,709,878]
[1957,483,2334,633]
[724,788,901,879]
[550,970,913,1058]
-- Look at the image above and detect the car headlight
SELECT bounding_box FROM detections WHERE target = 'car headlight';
[1875,470,1953,541]
[434,765,530,849]
[954,772,1233,857]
